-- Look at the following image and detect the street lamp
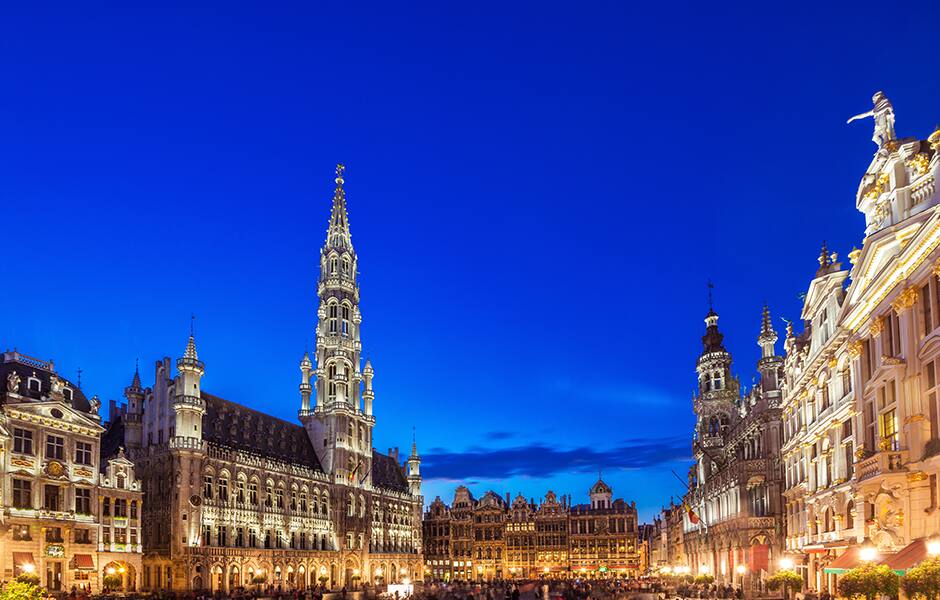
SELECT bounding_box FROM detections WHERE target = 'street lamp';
[928,536,940,556]
[21,563,35,574]
[780,558,794,571]
[859,540,877,563]
[735,565,746,575]
[107,567,116,575]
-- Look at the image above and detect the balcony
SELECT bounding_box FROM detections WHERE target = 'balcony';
[169,437,206,451]
[857,450,907,481]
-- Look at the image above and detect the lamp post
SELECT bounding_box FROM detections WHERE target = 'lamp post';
[735,564,746,592]
[779,558,795,600]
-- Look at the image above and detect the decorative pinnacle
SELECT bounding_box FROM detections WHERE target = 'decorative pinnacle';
[131,358,142,389]
[818,241,830,268]
[335,163,345,187]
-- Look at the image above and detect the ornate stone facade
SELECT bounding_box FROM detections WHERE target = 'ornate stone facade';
[680,304,786,591]
[422,482,639,581]
[109,166,423,593]
[0,350,143,593]
[781,94,940,592]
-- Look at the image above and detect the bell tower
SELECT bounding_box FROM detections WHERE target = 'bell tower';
[301,165,374,486]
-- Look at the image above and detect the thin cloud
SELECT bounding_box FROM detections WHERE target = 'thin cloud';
[422,438,691,481]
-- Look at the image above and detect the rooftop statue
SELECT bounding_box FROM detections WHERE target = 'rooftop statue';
[847,91,896,148]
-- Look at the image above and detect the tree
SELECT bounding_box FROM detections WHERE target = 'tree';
[102,574,123,590]
[767,570,803,600]
[838,564,899,600]
[1,580,44,600]
[695,575,715,585]
[902,557,940,600]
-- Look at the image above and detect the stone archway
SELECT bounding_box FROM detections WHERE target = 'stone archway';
[298,565,307,589]
[102,561,136,592]
[229,566,240,591]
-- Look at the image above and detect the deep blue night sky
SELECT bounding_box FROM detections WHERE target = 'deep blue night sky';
[3,2,940,521]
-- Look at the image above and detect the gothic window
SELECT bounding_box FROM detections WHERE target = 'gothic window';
[203,475,213,500]
[330,256,338,273]
[342,304,350,337]
[342,257,350,275]
[348,493,355,517]
[248,481,258,505]
[236,479,245,503]
[359,494,366,518]
[329,304,338,334]
[275,487,284,509]
[218,477,229,502]
[328,364,337,402]
[300,492,308,513]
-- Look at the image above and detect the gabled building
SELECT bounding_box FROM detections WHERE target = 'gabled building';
[0,350,143,593]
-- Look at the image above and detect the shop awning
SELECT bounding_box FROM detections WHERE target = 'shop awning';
[824,547,862,574]
[72,554,95,570]
[13,552,34,568]
[883,538,927,574]
[824,546,897,574]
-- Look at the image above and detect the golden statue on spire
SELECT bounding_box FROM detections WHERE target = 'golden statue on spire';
[335,163,346,186]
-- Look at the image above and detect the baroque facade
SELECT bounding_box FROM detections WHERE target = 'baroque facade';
[0,351,144,593]
[422,481,639,581]
[107,165,423,593]
[781,94,940,592]
[679,303,786,591]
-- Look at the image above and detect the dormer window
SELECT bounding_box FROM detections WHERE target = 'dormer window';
[63,388,73,402]
[28,377,41,393]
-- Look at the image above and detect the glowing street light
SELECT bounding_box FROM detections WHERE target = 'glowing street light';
[107,567,117,575]
[21,563,35,574]
[859,546,878,562]
[735,565,746,575]
[927,537,940,556]
[780,558,794,570]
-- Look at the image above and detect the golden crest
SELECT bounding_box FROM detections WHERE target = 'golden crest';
[46,461,65,477]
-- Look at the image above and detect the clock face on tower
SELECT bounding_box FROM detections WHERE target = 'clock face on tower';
[189,495,202,507]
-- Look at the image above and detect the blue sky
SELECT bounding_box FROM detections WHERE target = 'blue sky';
[2,1,940,521]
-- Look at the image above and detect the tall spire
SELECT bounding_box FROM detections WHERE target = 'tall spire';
[758,305,778,358]
[131,358,142,390]
[325,163,353,252]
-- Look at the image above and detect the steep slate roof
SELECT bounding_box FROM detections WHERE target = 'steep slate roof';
[201,392,323,471]
[100,416,126,469]
[371,449,408,492]
[0,357,92,413]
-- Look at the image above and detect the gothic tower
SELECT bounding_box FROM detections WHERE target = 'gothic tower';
[407,433,422,496]
[756,305,783,405]
[693,299,739,484]
[301,165,374,486]
[170,330,208,548]
[123,361,144,449]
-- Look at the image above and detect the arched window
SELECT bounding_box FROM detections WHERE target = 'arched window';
[328,364,337,402]
[330,256,338,273]
[328,304,338,334]
[347,493,355,517]
[342,257,350,275]
[845,501,855,530]
[359,495,366,517]
[341,304,350,337]
[348,420,354,443]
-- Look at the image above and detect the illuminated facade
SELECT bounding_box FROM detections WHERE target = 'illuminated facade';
[782,94,940,592]
[422,482,639,580]
[679,303,786,592]
[111,166,423,592]
[0,351,143,593]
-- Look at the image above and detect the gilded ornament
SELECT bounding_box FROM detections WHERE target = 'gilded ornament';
[864,173,891,201]
[848,341,863,357]
[828,357,839,369]
[908,471,928,483]
[905,414,926,425]
[909,153,931,176]
[932,258,940,278]
[849,247,862,265]
[930,129,940,152]
[11,458,33,468]
[891,287,918,313]
[870,317,885,337]
[855,445,867,459]
[878,437,894,452]
[46,460,65,477]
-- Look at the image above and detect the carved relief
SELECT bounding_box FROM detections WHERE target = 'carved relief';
[892,287,918,314]
[6,371,21,393]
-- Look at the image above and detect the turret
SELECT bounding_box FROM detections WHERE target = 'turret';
[757,305,783,403]
[363,360,374,416]
[123,359,144,449]
[172,330,206,447]
[299,351,313,415]
[407,431,422,496]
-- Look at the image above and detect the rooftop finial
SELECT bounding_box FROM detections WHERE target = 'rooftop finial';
[707,280,714,311]
[77,367,83,389]
[190,312,195,336]
[335,163,346,186]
